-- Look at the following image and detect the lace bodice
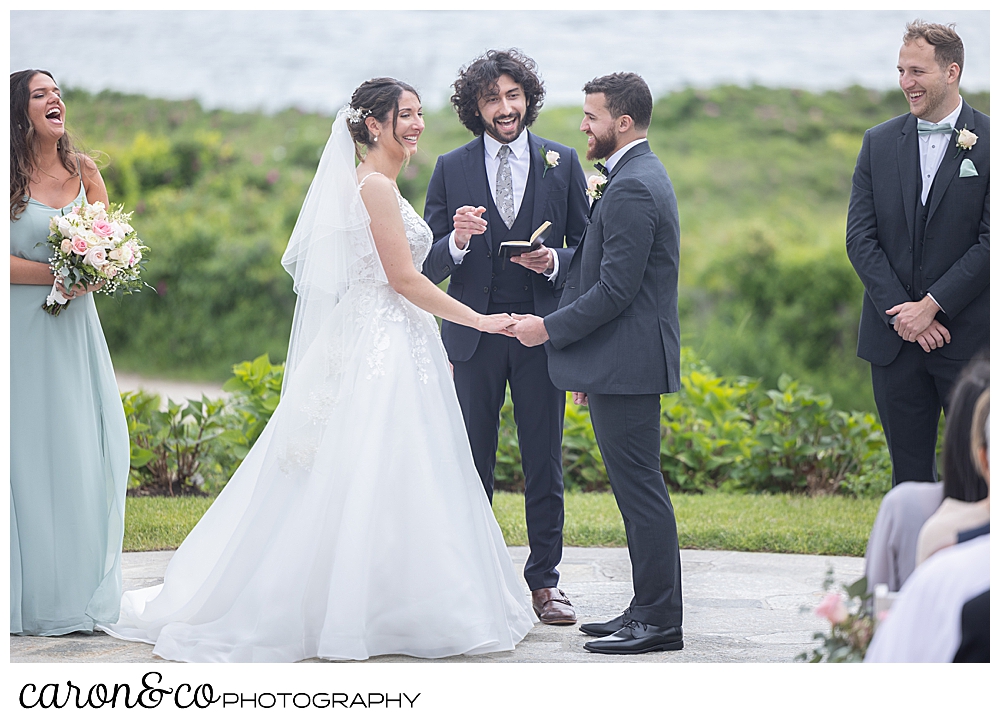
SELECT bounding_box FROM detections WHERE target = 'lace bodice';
[359,173,432,271]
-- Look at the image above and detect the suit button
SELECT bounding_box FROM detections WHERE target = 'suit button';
[493,286,498,292]
[483,287,489,293]
[486,252,491,259]
[523,285,529,291]
[491,273,495,279]
[905,285,911,291]
[444,265,450,273]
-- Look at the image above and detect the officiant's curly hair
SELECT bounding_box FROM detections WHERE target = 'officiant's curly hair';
[10,69,82,221]
[451,49,545,136]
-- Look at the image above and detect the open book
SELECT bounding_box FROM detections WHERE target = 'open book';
[499,221,552,257]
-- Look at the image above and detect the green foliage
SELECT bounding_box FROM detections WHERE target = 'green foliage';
[68,85,988,411]
[495,350,890,497]
[121,390,235,496]
[217,353,284,470]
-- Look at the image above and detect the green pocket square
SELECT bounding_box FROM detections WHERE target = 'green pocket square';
[960,158,978,177]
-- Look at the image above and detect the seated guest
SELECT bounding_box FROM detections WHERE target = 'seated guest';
[864,356,987,591]
[865,390,990,663]
[915,359,991,566]
[953,392,990,663]
[864,481,942,592]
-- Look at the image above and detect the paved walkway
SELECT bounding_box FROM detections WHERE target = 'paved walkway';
[11,546,863,663]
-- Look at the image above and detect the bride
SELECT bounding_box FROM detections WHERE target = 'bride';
[99,78,536,662]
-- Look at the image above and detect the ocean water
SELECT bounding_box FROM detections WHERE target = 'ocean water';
[11,9,990,113]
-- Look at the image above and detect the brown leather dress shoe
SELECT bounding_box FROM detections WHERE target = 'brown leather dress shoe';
[531,588,577,625]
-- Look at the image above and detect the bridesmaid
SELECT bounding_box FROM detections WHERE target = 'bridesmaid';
[9,69,130,635]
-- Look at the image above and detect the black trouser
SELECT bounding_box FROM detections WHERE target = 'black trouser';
[871,342,968,485]
[587,392,683,628]
[451,301,565,591]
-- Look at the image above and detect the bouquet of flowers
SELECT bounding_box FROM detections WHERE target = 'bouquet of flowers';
[43,201,149,316]
[797,570,875,663]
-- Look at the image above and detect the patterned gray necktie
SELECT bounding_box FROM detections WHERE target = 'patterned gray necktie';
[495,144,515,229]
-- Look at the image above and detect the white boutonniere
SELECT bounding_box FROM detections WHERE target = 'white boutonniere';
[953,126,978,158]
[540,146,560,177]
[586,174,607,202]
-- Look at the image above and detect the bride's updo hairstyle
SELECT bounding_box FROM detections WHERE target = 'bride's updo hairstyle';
[346,77,420,160]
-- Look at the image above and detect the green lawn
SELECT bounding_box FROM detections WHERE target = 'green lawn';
[124,491,878,557]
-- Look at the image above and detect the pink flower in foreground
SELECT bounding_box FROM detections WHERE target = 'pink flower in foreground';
[71,236,89,255]
[91,220,114,238]
[815,593,848,624]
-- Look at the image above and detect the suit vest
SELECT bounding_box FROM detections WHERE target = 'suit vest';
[912,166,937,301]
[485,164,536,305]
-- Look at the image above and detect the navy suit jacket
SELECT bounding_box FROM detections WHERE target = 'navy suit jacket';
[422,131,588,362]
[846,103,990,366]
[545,141,681,395]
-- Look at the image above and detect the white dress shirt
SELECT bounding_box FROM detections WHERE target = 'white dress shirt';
[449,131,562,282]
[449,131,530,265]
[918,97,963,205]
[911,98,962,315]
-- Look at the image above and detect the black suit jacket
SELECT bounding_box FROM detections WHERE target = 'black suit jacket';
[846,102,990,366]
[422,131,589,362]
[545,141,681,395]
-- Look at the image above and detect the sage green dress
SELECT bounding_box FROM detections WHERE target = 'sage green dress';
[9,183,130,635]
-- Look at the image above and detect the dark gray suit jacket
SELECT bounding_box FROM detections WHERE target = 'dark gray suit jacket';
[545,141,680,395]
[846,102,990,366]
[422,131,588,362]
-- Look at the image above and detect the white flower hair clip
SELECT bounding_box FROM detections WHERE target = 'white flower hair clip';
[344,106,371,124]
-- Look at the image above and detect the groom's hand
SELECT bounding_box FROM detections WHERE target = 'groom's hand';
[914,319,951,352]
[453,206,487,249]
[510,314,549,347]
[886,296,940,342]
[572,392,588,406]
[510,247,554,275]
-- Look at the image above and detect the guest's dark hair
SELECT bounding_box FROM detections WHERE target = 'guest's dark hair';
[346,77,420,161]
[450,49,544,136]
[582,72,653,130]
[970,389,989,480]
[942,353,989,501]
[904,19,965,80]
[10,69,80,221]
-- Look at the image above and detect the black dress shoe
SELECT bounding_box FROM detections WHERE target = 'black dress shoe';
[583,621,683,655]
[579,608,631,637]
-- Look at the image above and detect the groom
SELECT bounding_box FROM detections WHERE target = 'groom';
[422,49,589,624]
[510,72,684,654]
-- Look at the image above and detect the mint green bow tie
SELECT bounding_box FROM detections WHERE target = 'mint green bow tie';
[916,121,954,135]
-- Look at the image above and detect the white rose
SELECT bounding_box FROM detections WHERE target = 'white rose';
[104,264,118,278]
[587,175,604,193]
[956,128,978,149]
[60,239,73,254]
[83,246,107,268]
[545,150,560,167]
[122,222,134,235]
[110,221,127,240]
[108,247,125,263]
[85,232,104,248]
[57,216,74,237]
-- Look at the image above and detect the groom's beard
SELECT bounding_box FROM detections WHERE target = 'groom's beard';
[586,128,618,161]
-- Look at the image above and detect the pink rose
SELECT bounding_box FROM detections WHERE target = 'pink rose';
[92,220,114,238]
[104,264,118,278]
[815,593,848,624]
[71,236,89,255]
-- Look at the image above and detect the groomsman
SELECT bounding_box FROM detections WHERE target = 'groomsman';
[846,21,989,485]
[422,49,589,624]
[511,72,684,654]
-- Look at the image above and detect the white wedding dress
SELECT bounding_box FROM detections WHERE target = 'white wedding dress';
[99,118,535,662]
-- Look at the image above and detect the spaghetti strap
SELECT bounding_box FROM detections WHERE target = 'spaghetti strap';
[75,154,86,196]
[357,171,385,189]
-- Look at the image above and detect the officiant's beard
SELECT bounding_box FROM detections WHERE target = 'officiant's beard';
[586,128,618,161]
[483,114,525,145]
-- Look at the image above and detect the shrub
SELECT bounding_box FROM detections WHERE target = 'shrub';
[122,391,234,496]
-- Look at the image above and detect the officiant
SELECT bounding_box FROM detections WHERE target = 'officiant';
[422,48,589,624]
